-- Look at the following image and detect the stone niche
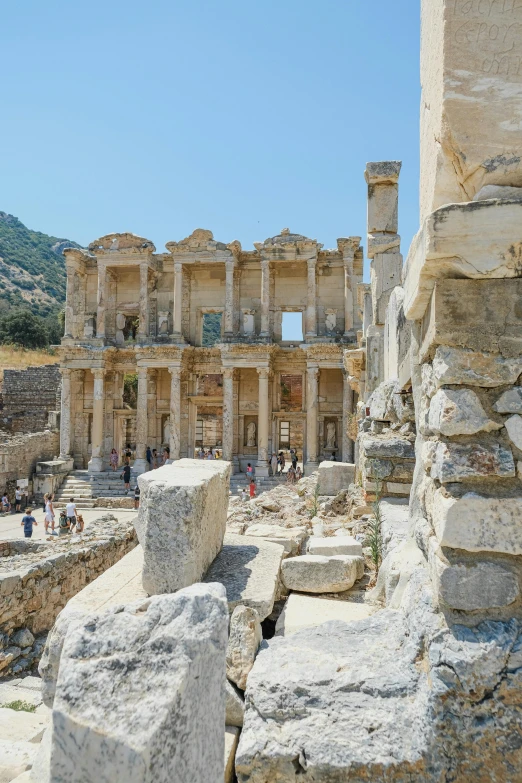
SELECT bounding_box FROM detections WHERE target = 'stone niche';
[244,416,258,448]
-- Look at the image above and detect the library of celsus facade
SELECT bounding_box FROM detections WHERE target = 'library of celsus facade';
[59,228,363,474]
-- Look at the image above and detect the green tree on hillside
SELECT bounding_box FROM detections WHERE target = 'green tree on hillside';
[0,310,49,349]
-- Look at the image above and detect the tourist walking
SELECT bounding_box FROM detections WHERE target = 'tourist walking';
[124,444,132,465]
[1,492,11,514]
[146,446,152,470]
[15,486,22,513]
[65,498,77,531]
[58,509,70,536]
[44,494,55,535]
[291,450,298,471]
[75,513,84,533]
[110,448,119,471]
[121,464,131,494]
[249,478,256,499]
[246,463,254,480]
[21,508,37,538]
[296,465,302,481]
[270,453,277,476]
[287,465,296,484]
[152,448,158,469]
[134,484,140,509]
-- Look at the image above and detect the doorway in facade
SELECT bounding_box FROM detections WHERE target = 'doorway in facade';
[194,406,223,458]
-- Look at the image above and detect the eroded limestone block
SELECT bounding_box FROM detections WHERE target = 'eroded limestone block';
[226,680,245,728]
[226,605,262,690]
[281,555,360,594]
[224,726,240,783]
[432,346,521,388]
[48,585,228,783]
[505,414,522,450]
[242,524,307,556]
[135,459,231,594]
[317,461,355,495]
[494,387,522,414]
[204,533,285,621]
[370,253,403,326]
[428,388,502,436]
[307,536,363,558]
[274,594,376,637]
[362,434,415,460]
[431,489,522,554]
[420,0,522,220]
[431,441,515,483]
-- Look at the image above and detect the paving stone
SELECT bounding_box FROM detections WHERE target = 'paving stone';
[281,555,360,594]
[275,594,377,636]
[0,707,48,743]
[307,536,363,557]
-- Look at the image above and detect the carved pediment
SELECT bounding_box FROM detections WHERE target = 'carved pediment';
[88,233,156,254]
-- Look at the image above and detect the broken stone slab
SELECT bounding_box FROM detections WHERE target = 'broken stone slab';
[307,536,363,558]
[428,543,519,611]
[45,584,229,783]
[226,605,262,690]
[430,489,522,555]
[370,253,403,326]
[226,680,244,728]
[242,524,307,556]
[317,461,356,495]
[370,538,427,609]
[274,594,376,636]
[432,346,521,389]
[204,533,285,621]
[428,388,502,436]
[361,434,415,460]
[236,610,429,780]
[380,498,410,558]
[494,388,522,414]
[431,441,515,483]
[0,739,39,782]
[0,707,48,743]
[135,459,231,595]
[39,546,147,708]
[281,555,360,594]
[505,414,522,450]
[224,726,240,783]
[403,201,522,322]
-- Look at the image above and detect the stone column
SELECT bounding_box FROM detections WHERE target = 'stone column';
[222,368,235,463]
[172,262,183,340]
[342,372,354,463]
[306,366,319,470]
[96,262,107,339]
[224,260,235,337]
[88,368,105,472]
[138,263,149,340]
[305,258,317,338]
[256,368,270,476]
[59,368,72,458]
[260,259,270,338]
[168,365,181,461]
[134,367,149,474]
[64,269,75,339]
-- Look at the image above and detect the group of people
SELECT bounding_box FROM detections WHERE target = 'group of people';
[1,486,25,515]
[108,444,171,473]
[270,449,301,481]
[41,494,85,537]
[196,448,222,460]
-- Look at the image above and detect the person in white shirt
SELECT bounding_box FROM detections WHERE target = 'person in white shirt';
[15,487,22,513]
[65,498,77,531]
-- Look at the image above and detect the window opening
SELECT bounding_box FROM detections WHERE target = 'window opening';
[123,373,138,409]
[123,316,139,342]
[281,312,303,342]
[202,312,222,346]
[279,420,290,448]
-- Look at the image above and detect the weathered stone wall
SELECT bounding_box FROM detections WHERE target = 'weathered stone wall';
[1,364,61,434]
[0,514,137,677]
[0,429,59,499]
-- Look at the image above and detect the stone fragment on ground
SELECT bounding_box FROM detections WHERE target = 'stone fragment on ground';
[135,459,231,594]
[281,555,362,594]
[225,680,244,728]
[0,739,39,783]
[317,461,356,495]
[226,605,262,690]
[428,388,502,436]
[224,726,240,783]
[307,536,363,557]
[275,594,376,636]
[241,523,307,555]
[0,707,48,744]
[204,533,285,621]
[44,584,229,783]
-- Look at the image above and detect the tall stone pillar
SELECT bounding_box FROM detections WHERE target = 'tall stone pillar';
[305,366,319,470]
[256,368,270,476]
[59,368,72,458]
[138,263,149,340]
[260,259,270,338]
[64,270,75,339]
[96,263,107,339]
[134,367,149,474]
[337,237,361,337]
[305,259,317,338]
[342,372,354,464]
[172,262,183,340]
[88,368,105,473]
[168,365,181,461]
[222,368,235,463]
[224,260,235,337]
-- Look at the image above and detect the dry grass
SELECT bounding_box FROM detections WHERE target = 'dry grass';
[0,345,59,386]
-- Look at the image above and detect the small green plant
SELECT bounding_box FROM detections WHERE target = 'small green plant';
[2,700,37,712]
[308,483,321,519]
[365,472,383,573]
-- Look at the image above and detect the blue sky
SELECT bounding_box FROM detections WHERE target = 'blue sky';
[1,0,420,280]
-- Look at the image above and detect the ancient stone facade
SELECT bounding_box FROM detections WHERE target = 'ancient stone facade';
[59,229,363,473]
[0,364,61,434]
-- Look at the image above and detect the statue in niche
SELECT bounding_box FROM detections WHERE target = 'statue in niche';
[163,418,170,446]
[246,421,257,447]
[326,421,336,449]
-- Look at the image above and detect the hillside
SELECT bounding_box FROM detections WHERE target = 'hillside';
[0,211,81,319]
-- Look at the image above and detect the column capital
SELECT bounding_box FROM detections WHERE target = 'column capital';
[168,364,182,377]
[60,367,72,378]
[225,258,235,269]
[307,257,317,269]
[92,368,105,381]
[174,261,183,273]
[307,365,319,378]
[257,367,271,380]
[221,367,236,380]
[137,366,149,378]
[337,236,361,260]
